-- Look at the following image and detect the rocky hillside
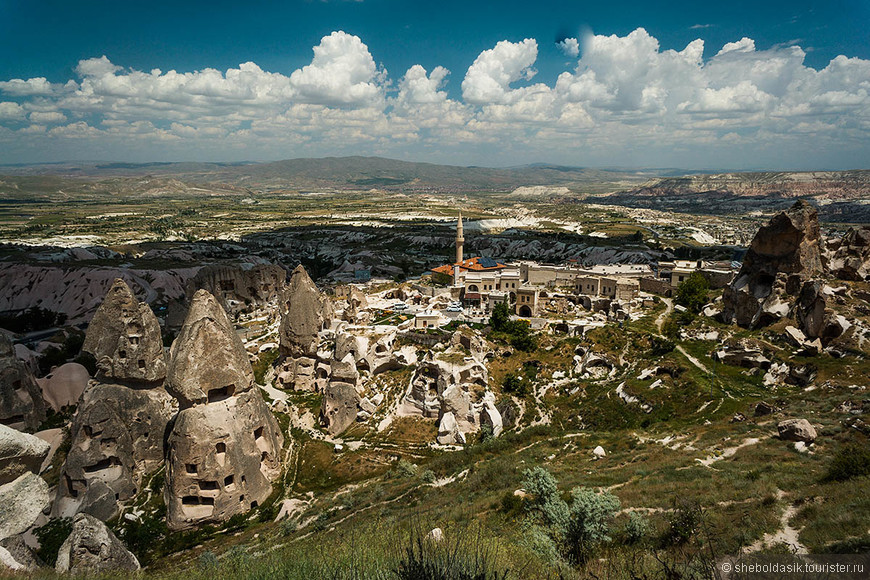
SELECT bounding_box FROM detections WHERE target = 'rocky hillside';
[606,171,870,222]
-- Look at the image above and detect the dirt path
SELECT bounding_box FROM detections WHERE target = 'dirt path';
[747,490,808,554]
[655,298,673,333]
[676,345,711,374]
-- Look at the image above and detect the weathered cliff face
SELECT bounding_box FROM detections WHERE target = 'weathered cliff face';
[54,384,174,521]
[186,263,286,315]
[55,513,140,574]
[82,278,166,384]
[164,289,282,530]
[166,290,254,409]
[722,201,824,328]
[0,334,46,432]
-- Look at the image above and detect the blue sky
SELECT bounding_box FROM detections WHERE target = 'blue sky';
[1,0,869,169]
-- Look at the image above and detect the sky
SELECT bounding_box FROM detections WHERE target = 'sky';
[1,0,869,169]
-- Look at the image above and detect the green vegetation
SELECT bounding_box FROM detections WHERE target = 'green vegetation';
[675,272,710,313]
[826,444,870,482]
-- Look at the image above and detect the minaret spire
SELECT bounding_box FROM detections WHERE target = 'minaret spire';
[455,211,464,263]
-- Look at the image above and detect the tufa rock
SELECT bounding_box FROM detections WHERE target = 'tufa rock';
[187,263,286,316]
[279,265,332,358]
[36,363,89,412]
[592,445,606,458]
[722,201,823,328]
[55,513,140,574]
[777,418,817,443]
[0,334,46,432]
[0,423,50,486]
[165,389,283,530]
[0,472,50,542]
[829,226,870,281]
[82,278,166,384]
[0,535,41,572]
[54,383,174,520]
[320,383,361,436]
[166,290,254,408]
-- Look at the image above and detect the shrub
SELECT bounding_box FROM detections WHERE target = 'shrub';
[564,488,621,564]
[521,467,569,533]
[624,512,650,545]
[825,443,870,481]
[500,492,524,517]
[502,373,530,398]
[33,517,73,566]
[664,500,703,546]
[394,532,510,580]
[421,469,437,484]
[675,272,710,313]
[396,459,419,478]
[521,524,561,564]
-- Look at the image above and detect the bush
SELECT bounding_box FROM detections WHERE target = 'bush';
[421,469,437,484]
[521,524,561,564]
[675,272,710,313]
[394,532,510,580]
[826,443,870,481]
[502,373,530,398]
[396,459,419,478]
[624,512,650,544]
[664,500,703,546]
[564,487,621,563]
[33,517,73,566]
[521,467,569,533]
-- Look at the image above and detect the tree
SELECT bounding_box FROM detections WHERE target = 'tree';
[490,301,511,332]
[675,272,709,313]
[565,487,621,563]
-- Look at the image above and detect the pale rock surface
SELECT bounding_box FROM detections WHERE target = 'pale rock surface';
[166,290,254,408]
[0,334,46,432]
[723,201,824,328]
[55,512,140,573]
[593,445,607,458]
[54,383,174,520]
[777,419,817,443]
[279,265,331,358]
[165,389,282,530]
[0,472,50,541]
[36,363,90,411]
[0,535,40,571]
[829,226,870,280]
[320,383,361,436]
[82,278,166,383]
[187,263,285,316]
[0,423,50,486]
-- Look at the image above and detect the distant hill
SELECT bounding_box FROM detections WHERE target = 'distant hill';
[0,156,660,193]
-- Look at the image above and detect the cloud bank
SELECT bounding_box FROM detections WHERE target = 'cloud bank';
[1,28,869,168]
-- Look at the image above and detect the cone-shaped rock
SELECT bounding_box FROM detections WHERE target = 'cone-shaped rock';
[166,290,253,409]
[82,279,166,384]
[279,265,330,358]
[55,513,140,574]
[165,390,283,530]
[0,334,46,432]
[723,200,824,328]
[54,384,174,520]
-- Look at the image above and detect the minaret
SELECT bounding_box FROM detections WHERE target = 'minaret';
[455,211,464,264]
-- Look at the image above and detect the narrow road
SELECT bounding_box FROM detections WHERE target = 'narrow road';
[676,345,710,374]
[655,298,673,334]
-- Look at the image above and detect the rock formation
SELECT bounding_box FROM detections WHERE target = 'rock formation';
[55,513,140,574]
[165,290,282,530]
[320,382,361,436]
[0,334,46,432]
[722,201,824,328]
[36,363,90,412]
[0,425,51,551]
[187,263,286,316]
[57,279,173,520]
[829,226,870,281]
[777,418,817,443]
[54,384,174,520]
[166,289,255,408]
[82,278,166,383]
[279,265,332,358]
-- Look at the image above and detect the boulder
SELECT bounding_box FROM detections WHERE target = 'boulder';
[54,384,174,520]
[166,290,254,408]
[712,348,771,369]
[0,334,46,432]
[426,528,444,542]
[436,412,465,445]
[722,201,823,328]
[279,265,331,358]
[0,423,50,486]
[0,535,41,571]
[330,354,359,387]
[276,356,318,392]
[592,446,606,458]
[165,389,283,530]
[754,401,776,416]
[480,400,503,437]
[829,226,870,280]
[82,278,166,384]
[55,512,140,574]
[320,383,361,436]
[36,363,90,412]
[0,472,50,541]
[777,418,817,443]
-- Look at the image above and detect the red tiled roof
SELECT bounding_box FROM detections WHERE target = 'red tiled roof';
[430,256,506,275]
